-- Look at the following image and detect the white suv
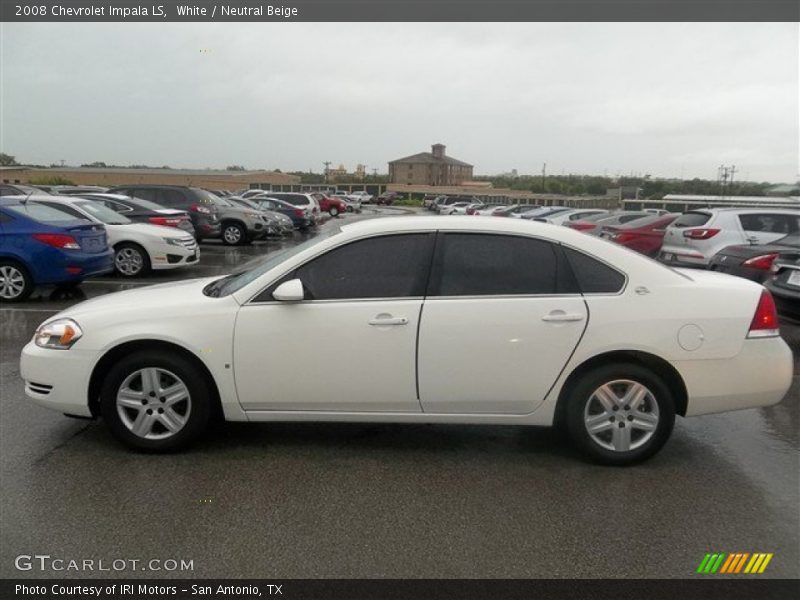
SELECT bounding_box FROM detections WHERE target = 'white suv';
[659,208,800,267]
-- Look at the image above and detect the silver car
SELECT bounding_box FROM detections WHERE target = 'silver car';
[659,208,800,267]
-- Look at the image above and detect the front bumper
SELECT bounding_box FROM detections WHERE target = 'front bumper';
[21,342,95,417]
[678,336,793,417]
[150,239,200,271]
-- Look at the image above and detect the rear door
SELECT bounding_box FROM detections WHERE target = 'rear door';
[739,213,800,245]
[417,232,587,414]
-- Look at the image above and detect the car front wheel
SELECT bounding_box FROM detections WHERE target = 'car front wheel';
[115,243,151,277]
[329,207,340,217]
[565,363,675,466]
[100,350,212,452]
[222,222,246,246]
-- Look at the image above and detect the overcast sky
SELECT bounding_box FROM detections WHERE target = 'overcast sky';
[1,22,797,182]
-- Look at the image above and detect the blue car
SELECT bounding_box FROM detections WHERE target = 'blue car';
[0,199,114,302]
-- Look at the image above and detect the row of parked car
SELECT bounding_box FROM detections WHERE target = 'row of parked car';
[0,183,370,302]
[427,197,800,323]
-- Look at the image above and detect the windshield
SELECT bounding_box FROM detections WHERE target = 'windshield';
[204,228,341,297]
[74,201,132,225]
[4,203,88,224]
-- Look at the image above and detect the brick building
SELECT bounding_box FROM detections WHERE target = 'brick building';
[388,144,473,186]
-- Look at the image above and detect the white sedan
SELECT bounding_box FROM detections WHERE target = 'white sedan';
[20,217,792,464]
[29,195,199,277]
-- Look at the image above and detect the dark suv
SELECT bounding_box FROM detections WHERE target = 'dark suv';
[107,185,221,240]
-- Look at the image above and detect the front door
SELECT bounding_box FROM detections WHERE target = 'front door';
[234,233,435,412]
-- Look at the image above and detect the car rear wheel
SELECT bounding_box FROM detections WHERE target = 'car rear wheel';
[115,243,151,277]
[100,350,212,452]
[0,261,33,302]
[222,222,246,246]
[565,363,675,466]
[329,207,340,217]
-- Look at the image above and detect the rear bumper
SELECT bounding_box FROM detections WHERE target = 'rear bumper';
[677,336,793,417]
[658,248,709,267]
[34,249,114,284]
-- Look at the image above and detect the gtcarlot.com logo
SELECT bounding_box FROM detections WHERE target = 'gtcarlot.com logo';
[696,552,773,574]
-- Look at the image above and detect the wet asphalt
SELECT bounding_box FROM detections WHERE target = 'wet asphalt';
[0,207,798,579]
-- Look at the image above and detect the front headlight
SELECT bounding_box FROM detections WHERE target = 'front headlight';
[34,318,83,350]
[163,237,182,246]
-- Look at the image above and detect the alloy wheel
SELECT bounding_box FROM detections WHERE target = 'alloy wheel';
[116,368,192,440]
[0,266,25,300]
[224,225,243,244]
[116,247,144,276]
[583,379,660,452]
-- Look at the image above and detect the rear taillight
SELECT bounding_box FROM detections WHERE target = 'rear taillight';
[742,253,779,270]
[294,209,304,217]
[615,232,637,244]
[683,228,720,240]
[570,222,595,231]
[32,234,80,250]
[747,290,779,338]
[190,204,211,214]
[149,216,182,227]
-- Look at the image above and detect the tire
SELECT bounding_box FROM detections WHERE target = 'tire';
[114,243,151,278]
[329,207,340,217]
[99,350,213,452]
[346,206,354,213]
[222,222,246,246]
[564,363,675,466]
[0,260,33,302]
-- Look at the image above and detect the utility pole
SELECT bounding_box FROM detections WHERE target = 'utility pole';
[323,161,331,184]
[729,165,736,191]
[541,162,546,192]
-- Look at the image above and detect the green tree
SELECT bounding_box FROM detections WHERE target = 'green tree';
[0,153,20,166]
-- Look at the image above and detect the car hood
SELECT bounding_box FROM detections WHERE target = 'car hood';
[218,206,260,218]
[53,277,224,321]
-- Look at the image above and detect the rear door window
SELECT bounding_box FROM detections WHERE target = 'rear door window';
[562,247,626,294]
[739,213,800,234]
[429,233,567,296]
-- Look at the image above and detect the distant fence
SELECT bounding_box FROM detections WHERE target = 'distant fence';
[623,197,800,213]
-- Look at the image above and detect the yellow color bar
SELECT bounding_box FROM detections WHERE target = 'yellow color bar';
[757,554,774,574]
[745,554,762,573]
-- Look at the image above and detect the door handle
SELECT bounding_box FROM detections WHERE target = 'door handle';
[368,315,408,326]
[541,312,585,323]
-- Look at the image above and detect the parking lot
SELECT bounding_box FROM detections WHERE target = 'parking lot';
[0,207,798,579]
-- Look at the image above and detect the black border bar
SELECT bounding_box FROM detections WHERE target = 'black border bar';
[1,1,799,22]
[3,579,800,600]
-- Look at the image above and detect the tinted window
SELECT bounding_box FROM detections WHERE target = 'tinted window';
[127,188,157,203]
[563,247,625,294]
[272,194,309,206]
[739,213,800,234]
[6,203,87,224]
[74,201,131,224]
[294,234,434,300]
[159,189,188,207]
[430,233,560,296]
[672,212,711,228]
[34,201,85,220]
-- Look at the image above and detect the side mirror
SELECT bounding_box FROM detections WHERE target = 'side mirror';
[272,279,305,302]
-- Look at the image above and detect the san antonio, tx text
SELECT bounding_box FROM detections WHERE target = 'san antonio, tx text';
[16,583,279,596]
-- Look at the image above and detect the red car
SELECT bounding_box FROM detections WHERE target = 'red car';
[601,214,679,257]
[311,193,348,217]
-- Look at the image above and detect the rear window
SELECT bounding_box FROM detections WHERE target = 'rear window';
[4,203,87,224]
[563,247,626,294]
[672,212,711,228]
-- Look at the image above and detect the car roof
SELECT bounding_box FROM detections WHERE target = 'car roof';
[76,193,135,201]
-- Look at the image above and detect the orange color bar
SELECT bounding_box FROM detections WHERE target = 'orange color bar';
[734,553,750,573]
[719,554,737,574]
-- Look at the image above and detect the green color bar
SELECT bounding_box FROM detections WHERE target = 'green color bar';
[697,554,712,573]
[710,553,726,573]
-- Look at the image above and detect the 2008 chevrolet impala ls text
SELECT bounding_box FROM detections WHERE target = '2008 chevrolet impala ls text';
[20,217,793,465]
